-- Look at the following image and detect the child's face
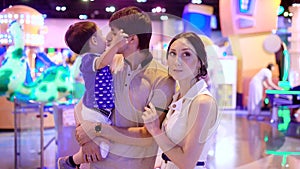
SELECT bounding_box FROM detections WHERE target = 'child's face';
[91,29,106,54]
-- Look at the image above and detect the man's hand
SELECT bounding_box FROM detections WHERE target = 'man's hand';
[75,121,94,146]
[82,141,102,163]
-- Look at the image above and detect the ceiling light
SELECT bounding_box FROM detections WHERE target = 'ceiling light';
[106,6,116,13]
[56,6,61,11]
[79,14,88,19]
[191,0,202,4]
[151,7,166,13]
[61,6,67,11]
[94,10,100,15]
[160,15,168,21]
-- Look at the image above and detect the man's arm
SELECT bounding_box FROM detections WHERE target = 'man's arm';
[98,76,175,144]
[77,76,176,146]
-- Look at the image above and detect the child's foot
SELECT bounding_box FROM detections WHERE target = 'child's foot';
[57,156,77,169]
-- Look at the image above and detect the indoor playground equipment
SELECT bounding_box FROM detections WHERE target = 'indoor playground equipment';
[0,20,73,102]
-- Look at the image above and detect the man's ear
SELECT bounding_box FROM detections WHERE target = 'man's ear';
[129,35,138,44]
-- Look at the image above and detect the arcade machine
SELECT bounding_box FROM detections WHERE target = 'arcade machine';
[219,0,300,166]
[219,0,281,109]
[0,5,74,169]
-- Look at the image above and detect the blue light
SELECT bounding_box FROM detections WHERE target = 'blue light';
[222,52,227,57]
[278,6,284,15]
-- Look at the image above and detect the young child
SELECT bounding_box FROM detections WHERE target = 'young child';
[58,21,127,169]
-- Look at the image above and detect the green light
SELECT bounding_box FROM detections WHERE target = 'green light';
[266,89,300,95]
[266,150,300,155]
[265,150,300,167]
[277,6,285,15]
[278,81,290,90]
[277,108,291,131]
[264,135,269,142]
[264,98,269,105]
[277,44,291,90]
[47,48,55,54]
[282,49,290,82]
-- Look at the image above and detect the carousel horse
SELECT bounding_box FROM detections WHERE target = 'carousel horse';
[0,20,73,102]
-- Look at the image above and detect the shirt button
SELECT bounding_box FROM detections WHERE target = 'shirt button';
[172,104,176,108]
[128,74,131,76]
[125,84,127,87]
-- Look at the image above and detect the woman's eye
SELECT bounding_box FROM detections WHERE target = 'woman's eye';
[169,52,176,57]
[183,52,191,57]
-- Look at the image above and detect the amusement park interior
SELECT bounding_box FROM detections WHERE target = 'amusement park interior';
[1,0,300,169]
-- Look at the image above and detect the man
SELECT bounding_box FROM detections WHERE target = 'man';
[75,6,175,169]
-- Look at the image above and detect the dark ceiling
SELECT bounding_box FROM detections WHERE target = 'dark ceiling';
[0,0,299,30]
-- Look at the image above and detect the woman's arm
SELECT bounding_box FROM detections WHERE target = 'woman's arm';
[266,78,281,90]
[143,95,217,169]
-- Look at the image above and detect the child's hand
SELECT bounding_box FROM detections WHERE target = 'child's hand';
[111,29,128,48]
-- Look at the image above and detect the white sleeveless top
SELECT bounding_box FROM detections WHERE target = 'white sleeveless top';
[162,80,219,169]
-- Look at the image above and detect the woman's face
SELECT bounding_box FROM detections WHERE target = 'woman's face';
[167,38,200,81]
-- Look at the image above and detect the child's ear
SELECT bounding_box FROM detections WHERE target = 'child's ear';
[91,36,97,45]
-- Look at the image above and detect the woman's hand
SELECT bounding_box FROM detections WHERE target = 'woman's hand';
[142,102,162,136]
[75,121,95,146]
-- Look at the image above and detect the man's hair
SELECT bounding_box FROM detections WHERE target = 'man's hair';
[167,32,208,78]
[65,21,97,54]
[267,63,274,70]
[109,6,152,51]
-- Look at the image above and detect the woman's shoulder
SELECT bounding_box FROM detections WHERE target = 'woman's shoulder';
[193,93,215,104]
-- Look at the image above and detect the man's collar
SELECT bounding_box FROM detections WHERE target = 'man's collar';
[124,51,153,69]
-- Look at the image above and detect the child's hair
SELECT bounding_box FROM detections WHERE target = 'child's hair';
[65,21,97,54]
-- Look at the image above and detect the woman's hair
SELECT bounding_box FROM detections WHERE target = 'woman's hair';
[65,21,97,54]
[167,32,208,79]
[267,63,274,70]
[109,6,152,51]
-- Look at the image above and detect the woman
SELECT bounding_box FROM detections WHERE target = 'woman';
[247,63,282,120]
[142,32,219,169]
